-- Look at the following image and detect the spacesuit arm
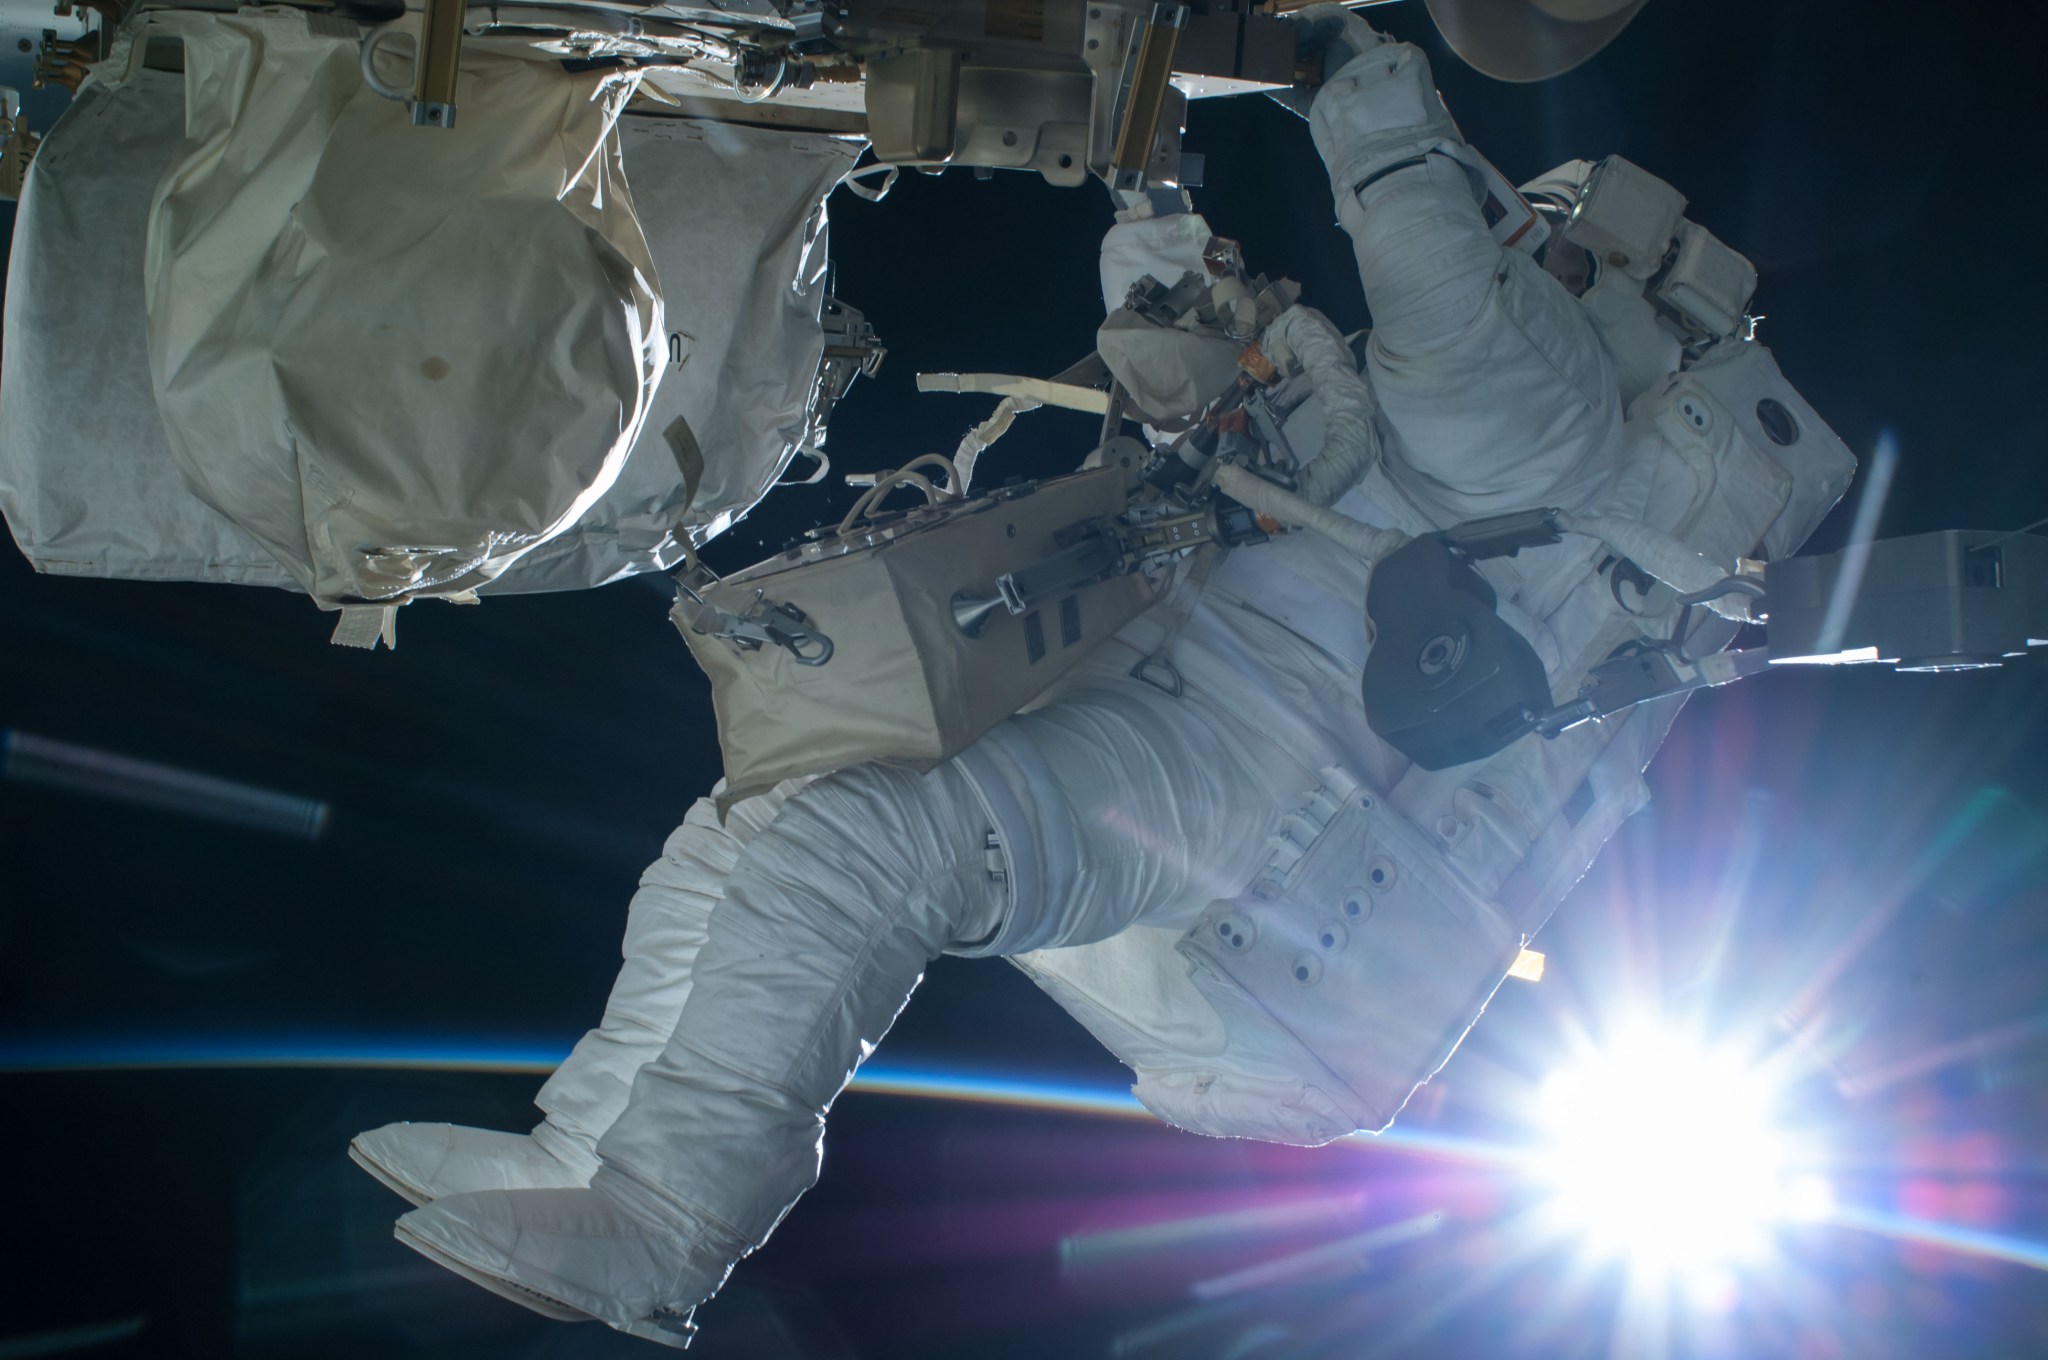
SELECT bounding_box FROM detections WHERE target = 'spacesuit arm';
[1300,13,1452,194]
[1299,18,1623,520]
[1306,35,1494,362]
[1211,462,1406,563]
[1263,305,1379,506]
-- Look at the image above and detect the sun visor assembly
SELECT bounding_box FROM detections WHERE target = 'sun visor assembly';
[1562,154,1685,281]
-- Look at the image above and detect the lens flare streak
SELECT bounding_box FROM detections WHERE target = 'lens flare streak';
[1826,1203,2048,1274]
[1060,1194,1371,1266]
[2,729,330,839]
[1189,1210,1445,1300]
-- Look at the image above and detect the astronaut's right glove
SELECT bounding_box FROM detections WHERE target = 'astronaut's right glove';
[1267,4,1389,120]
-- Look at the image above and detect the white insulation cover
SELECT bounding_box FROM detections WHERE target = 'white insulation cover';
[0,47,855,598]
[143,7,662,608]
[0,68,295,586]
[508,115,859,591]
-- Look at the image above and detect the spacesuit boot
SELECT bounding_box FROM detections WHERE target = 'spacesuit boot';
[392,759,1008,1338]
[349,1122,599,1208]
[350,781,804,1205]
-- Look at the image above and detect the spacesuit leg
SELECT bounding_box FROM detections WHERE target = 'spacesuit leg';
[390,681,1292,1335]
[1306,25,1623,518]
[349,782,803,1205]
[530,782,806,1160]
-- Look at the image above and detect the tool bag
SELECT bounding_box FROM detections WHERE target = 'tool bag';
[672,469,1158,804]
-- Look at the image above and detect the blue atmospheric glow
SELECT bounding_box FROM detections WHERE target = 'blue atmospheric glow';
[0,1034,578,1075]
[7,1034,2047,1284]
[0,1033,1503,1161]
[0,1032,1148,1109]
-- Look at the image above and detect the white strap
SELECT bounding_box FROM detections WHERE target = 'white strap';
[916,372,1112,415]
[330,604,398,650]
[840,162,902,202]
[951,394,1041,493]
[1128,544,1222,696]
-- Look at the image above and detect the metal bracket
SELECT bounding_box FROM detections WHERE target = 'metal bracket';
[1533,645,1771,737]
[1442,508,1567,561]
[1108,1,1188,191]
[1242,389,1298,470]
[951,522,1125,636]
[678,581,835,665]
[410,0,466,127]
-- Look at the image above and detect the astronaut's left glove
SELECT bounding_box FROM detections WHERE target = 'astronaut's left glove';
[1267,4,1389,120]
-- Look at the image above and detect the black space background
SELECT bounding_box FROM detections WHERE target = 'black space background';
[4,3,2048,1357]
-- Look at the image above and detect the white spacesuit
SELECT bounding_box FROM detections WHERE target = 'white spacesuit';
[352,9,1853,1343]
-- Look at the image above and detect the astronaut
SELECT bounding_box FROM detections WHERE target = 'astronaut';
[349,8,1852,1343]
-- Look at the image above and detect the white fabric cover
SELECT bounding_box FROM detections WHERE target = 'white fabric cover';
[0,69,292,585]
[1097,208,1212,308]
[1093,209,1244,425]
[1095,312,1243,425]
[141,8,660,607]
[0,52,853,596]
[503,118,857,590]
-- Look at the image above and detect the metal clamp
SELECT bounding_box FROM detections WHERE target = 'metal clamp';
[679,581,834,666]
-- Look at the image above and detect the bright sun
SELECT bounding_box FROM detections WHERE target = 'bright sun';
[1534,1025,1827,1278]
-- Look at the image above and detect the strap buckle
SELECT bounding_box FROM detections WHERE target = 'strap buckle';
[677,580,835,667]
